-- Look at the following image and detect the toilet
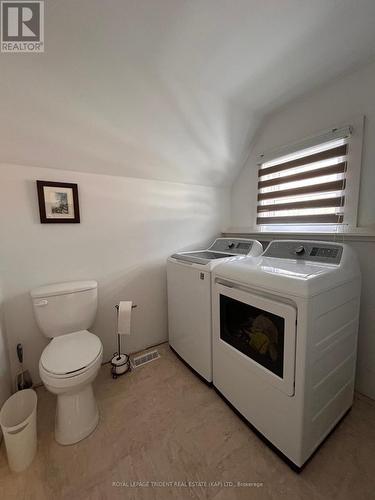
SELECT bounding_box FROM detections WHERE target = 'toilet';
[30,280,103,445]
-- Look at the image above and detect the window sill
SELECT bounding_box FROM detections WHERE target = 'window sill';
[223,226,375,242]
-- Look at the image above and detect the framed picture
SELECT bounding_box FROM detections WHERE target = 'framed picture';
[36,181,80,223]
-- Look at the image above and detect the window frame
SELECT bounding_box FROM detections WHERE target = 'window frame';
[253,116,364,234]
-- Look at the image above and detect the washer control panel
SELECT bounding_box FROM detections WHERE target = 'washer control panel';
[263,241,343,264]
[209,238,254,255]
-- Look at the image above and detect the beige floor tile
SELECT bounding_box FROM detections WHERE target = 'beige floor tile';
[1,343,374,500]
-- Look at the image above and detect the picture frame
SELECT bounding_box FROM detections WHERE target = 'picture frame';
[36,180,80,224]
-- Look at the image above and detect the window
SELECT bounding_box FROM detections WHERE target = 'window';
[255,122,363,232]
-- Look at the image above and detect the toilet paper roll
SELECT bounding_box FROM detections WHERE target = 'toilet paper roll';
[117,301,132,335]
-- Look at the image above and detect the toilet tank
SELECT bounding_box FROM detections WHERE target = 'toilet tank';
[30,281,98,338]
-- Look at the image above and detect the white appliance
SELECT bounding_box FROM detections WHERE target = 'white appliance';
[30,280,103,445]
[212,240,361,469]
[167,238,263,382]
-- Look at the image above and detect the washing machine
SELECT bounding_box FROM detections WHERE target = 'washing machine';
[212,240,361,469]
[167,238,263,382]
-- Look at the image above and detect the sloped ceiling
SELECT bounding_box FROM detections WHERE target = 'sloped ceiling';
[1,0,375,186]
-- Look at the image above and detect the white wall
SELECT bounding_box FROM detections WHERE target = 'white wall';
[229,60,375,399]
[0,164,229,384]
[0,280,11,411]
[2,1,375,188]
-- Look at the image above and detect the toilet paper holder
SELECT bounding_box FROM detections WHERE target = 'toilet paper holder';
[111,303,137,379]
[115,304,137,311]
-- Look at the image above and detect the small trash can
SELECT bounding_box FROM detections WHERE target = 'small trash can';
[0,389,37,472]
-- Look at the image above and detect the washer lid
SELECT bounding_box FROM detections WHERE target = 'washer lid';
[31,280,97,299]
[41,330,102,375]
[171,251,234,264]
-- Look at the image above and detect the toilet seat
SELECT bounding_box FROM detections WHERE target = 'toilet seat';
[41,330,102,377]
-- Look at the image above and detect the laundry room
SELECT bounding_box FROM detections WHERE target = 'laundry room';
[0,1,375,499]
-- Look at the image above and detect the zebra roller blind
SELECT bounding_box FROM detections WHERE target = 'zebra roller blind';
[256,130,351,226]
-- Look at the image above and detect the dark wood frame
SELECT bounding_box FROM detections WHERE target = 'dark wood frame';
[36,180,80,223]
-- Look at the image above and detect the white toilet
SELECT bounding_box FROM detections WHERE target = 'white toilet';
[30,280,103,445]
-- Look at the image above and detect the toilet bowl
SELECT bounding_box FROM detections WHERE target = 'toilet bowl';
[30,281,103,445]
[39,330,103,444]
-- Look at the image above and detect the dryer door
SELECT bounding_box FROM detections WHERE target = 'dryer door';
[214,282,296,396]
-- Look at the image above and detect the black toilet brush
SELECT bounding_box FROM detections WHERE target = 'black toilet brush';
[16,343,33,390]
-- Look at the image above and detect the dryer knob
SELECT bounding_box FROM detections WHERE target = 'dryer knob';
[295,245,305,255]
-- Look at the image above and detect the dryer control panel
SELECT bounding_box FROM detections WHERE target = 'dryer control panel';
[263,241,343,264]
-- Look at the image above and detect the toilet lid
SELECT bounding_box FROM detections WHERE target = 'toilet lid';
[41,330,102,375]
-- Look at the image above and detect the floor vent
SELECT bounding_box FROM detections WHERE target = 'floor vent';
[131,349,160,369]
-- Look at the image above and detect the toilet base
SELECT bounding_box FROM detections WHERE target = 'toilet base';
[55,383,99,445]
